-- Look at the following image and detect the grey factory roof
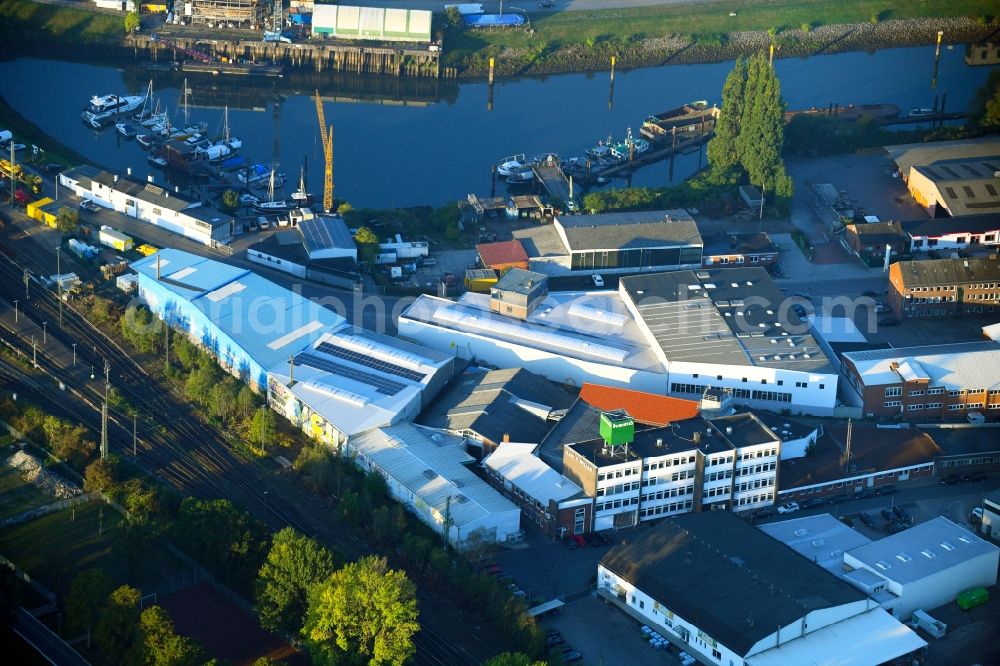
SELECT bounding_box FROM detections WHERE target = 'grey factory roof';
[348,423,520,531]
[702,232,778,257]
[759,514,872,574]
[512,224,569,258]
[555,209,703,252]
[911,159,1000,216]
[888,137,1000,176]
[108,177,193,212]
[901,212,1000,238]
[841,341,1000,390]
[846,517,998,585]
[493,267,548,295]
[60,164,101,189]
[600,511,867,656]
[417,367,575,445]
[893,256,1000,288]
[184,205,233,228]
[620,268,834,373]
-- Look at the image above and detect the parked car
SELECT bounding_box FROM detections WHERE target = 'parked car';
[970,507,984,525]
[878,317,900,327]
[545,634,565,648]
[79,199,100,212]
[892,505,910,522]
[876,484,896,495]
[572,534,587,548]
[939,474,963,485]
[888,520,909,534]
[859,512,877,529]
[963,472,988,482]
[42,162,65,174]
[591,274,605,288]
[801,498,825,508]
[874,303,890,313]
[777,502,800,514]
[828,493,850,505]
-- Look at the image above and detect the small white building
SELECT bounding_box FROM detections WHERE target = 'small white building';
[903,213,1000,253]
[598,512,926,666]
[60,166,234,247]
[843,516,999,620]
[983,489,1000,540]
[346,423,522,548]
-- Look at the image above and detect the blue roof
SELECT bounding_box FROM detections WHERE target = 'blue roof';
[131,249,250,299]
[190,272,345,371]
[133,249,346,371]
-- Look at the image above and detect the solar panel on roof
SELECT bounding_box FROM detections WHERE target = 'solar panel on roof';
[315,341,426,382]
[295,352,407,395]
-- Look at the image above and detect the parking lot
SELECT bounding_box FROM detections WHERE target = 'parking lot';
[491,478,999,665]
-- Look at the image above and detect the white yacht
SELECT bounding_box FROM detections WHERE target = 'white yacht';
[81,92,147,128]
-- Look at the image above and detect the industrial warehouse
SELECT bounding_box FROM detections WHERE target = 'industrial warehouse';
[130,249,524,547]
[400,266,840,415]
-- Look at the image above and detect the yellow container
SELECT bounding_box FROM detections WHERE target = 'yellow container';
[136,244,159,257]
[27,197,55,225]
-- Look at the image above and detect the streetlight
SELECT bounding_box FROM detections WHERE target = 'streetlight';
[42,321,47,344]
[90,365,95,381]
[12,299,17,323]
[72,343,77,367]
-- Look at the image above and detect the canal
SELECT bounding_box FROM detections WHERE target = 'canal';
[0,44,991,208]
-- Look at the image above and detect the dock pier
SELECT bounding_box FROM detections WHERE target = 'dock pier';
[531,158,574,204]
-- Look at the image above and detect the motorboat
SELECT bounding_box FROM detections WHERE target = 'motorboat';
[115,122,138,139]
[136,134,155,149]
[497,153,530,177]
[148,154,168,168]
[908,107,934,117]
[240,163,284,186]
[141,111,168,128]
[184,133,210,148]
[506,166,535,184]
[608,128,650,160]
[81,91,147,127]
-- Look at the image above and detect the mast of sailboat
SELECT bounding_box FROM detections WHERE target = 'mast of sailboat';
[268,168,276,204]
[224,106,230,144]
[183,78,190,126]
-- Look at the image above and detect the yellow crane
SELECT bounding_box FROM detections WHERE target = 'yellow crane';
[314,89,334,213]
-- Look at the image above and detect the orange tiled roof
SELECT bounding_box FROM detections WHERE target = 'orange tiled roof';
[579,383,700,426]
[476,240,529,267]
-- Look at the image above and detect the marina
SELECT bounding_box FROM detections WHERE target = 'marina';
[0,44,990,208]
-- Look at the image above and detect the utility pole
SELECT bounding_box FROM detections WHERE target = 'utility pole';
[32,337,37,368]
[133,413,137,458]
[100,359,110,460]
[23,269,29,298]
[42,321,47,344]
[443,495,452,548]
[56,246,63,325]
[12,299,17,323]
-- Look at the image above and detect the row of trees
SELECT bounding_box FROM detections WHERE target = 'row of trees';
[66,573,205,666]
[256,528,419,665]
[0,398,96,468]
[292,444,546,657]
[706,52,793,205]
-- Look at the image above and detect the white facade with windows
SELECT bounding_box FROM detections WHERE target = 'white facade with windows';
[732,441,779,510]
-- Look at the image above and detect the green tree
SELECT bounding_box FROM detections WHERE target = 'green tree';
[976,68,1000,128]
[336,201,353,215]
[56,207,79,234]
[483,653,547,666]
[124,11,140,33]
[140,605,206,666]
[221,189,241,212]
[303,555,419,666]
[256,527,341,635]
[95,585,144,666]
[42,416,95,468]
[236,385,258,421]
[83,454,122,493]
[174,498,270,595]
[249,406,277,450]
[64,569,114,635]
[706,56,747,178]
[354,226,379,264]
[739,53,791,202]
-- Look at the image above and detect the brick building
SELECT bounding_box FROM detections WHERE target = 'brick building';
[887,256,1000,319]
[701,232,778,268]
[840,342,1000,420]
[476,239,530,272]
[844,221,910,264]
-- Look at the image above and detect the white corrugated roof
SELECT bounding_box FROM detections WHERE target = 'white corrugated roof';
[747,607,925,666]
[483,441,582,506]
[984,322,1000,341]
[843,342,1000,389]
[349,424,519,530]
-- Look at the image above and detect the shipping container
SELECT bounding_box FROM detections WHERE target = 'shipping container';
[957,587,988,611]
[26,197,56,226]
[465,268,498,293]
[98,225,134,252]
[136,244,159,257]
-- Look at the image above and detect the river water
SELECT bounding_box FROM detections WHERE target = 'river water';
[0,44,991,208]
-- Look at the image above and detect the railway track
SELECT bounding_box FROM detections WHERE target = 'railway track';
[0,233,474,665]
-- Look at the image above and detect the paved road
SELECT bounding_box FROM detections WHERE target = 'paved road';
[13,608,91,666]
